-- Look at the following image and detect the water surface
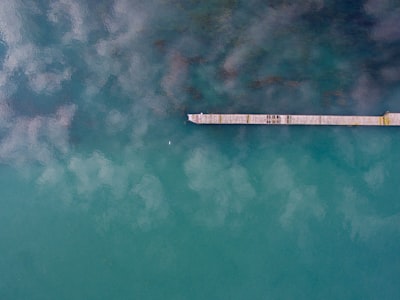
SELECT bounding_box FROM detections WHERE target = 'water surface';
[1,0,400,299]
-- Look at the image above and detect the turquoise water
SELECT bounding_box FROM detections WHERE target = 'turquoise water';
[1,0,400,299]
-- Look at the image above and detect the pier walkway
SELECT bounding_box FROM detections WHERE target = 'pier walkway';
[188,112,400,126]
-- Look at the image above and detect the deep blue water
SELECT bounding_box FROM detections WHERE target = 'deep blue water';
[1,0,400,299]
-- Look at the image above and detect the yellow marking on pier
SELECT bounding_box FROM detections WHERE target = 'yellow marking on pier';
[383,115,390,125]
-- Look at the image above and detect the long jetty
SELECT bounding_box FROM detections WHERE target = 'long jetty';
[187,112,400,126]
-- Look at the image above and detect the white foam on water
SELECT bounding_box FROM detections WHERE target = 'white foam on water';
[0,100,13,129]
[0,101,76,192]
[37,162,65,185]
[0,104,76,166]
[2,43,69,94]
[130,174,169,229]
[371,9,400,42]
[106,109,128,133]
[279,186,324,228]
[268,158,295,190]
[128,105,150,149]
[341,187,400,241]
[184,146,255,227]
[48,0,88,43]
[364,0,400,42]
[0,1,72,95]
[0,0,23,46]
[81,0,152,105]
[100,0,146,44]
[265,158,325,229]
[363,163,385,189]
[68,151,116,195]
[30,68,72,94]
[122,54,155,96]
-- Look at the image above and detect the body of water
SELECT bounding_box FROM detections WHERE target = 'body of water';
[1,0,400,299]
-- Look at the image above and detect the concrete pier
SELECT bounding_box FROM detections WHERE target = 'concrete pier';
[187,112,400,126]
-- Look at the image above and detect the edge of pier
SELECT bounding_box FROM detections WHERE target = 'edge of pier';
[187,112,400,126]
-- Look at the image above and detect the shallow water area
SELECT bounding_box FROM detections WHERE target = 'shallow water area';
[1,0,400,299]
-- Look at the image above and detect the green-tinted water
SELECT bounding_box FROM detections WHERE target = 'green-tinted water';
[1,0,400,299]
